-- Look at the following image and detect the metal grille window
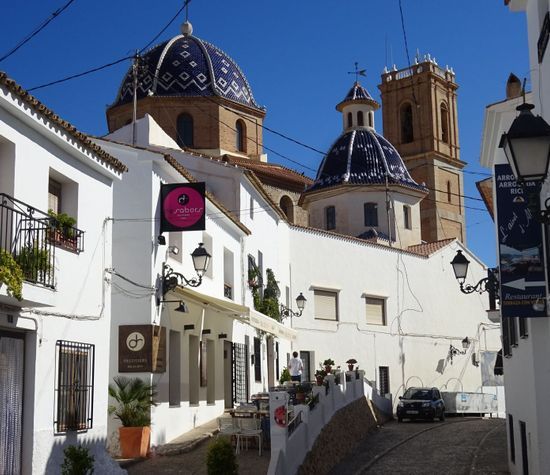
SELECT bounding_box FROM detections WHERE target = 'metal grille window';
[379,366,390,396]
[232,343,249,405]
[55,340,94,433]
[254,337,262,382]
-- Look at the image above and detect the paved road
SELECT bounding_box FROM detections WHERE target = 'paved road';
[329,418,509,475]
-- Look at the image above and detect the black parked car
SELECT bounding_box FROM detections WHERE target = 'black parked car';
[396,387,445,422]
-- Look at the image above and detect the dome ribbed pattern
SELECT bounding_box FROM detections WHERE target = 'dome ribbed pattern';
[307,129,426,192]
[112,34,261,109]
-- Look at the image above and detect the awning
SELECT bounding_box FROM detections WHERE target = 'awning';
[171,286,296,341]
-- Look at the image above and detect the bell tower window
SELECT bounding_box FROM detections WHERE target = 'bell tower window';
[347,112,353,128]
[400,102,414,144]
[368,112,373,127]
[440,102,449,143]
[358,111,364,126]
[236,119,246,152]
[176,113,194,148]
[447,181,452,203]
[325,206,336,230]
[364,203,378,226]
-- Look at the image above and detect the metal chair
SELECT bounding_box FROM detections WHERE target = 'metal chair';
[236,417,263,456]
[217,417,240,453]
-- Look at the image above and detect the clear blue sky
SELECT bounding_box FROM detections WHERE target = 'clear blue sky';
[0,0,530,266]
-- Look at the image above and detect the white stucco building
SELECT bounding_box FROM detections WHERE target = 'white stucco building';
[478,1,550,473]
[0,72,126,474]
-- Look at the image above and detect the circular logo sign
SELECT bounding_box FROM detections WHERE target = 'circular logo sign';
[126,332,145,352]
[163,186,205,229]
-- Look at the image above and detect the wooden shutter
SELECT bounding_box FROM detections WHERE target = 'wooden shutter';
[366,297,385,325]
[314,290,337,320]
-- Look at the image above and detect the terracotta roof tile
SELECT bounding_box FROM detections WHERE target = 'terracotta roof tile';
[0,71,127,173]
[476,177,494,220]
[407,238,456,256]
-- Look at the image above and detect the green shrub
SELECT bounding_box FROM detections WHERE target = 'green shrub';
[48,209,77,238]
[0,249,23,300]
[206,437,238,475]
[279,366,291,385]
[14,246,51,282]
[61,445,94,475]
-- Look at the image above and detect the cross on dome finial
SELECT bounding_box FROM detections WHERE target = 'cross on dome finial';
[347,62,367,83]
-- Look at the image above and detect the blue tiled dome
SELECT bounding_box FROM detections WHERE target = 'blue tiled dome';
[336,82,379,111]
[112,22,261,110]
[306,128,427,192]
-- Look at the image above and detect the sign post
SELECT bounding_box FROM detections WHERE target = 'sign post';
[495,164,547,318]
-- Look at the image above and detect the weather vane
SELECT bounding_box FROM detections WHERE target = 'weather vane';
[347,62,366,82]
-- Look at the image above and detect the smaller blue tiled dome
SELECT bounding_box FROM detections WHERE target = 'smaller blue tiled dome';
[306,128,427,193]
[336,82,379,111]
[112,22,261,110]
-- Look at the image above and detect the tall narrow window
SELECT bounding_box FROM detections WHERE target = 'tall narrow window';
[441,102,449,143]
[169,331,181,406]
[325,206,336,230]
[368,112,373,127]
[510,317,518,347]
[48,178,62,214]
[403,205,411,230]
[364,203,378,226]
[236,119,246,152]
[508,414,516,464]
[379,366,390,396]
[519,318,528,338]
[254,337,262,382]
[200,340,207,387]
[400,102,414,143]
[176,113,194,147]
[347,112,353,128]
[357,111,364,126]
[520,421,528,474]
[447,181,452,203]
[279,195,294,223]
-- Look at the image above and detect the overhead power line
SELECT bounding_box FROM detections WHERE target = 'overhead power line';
[0,0,77,64]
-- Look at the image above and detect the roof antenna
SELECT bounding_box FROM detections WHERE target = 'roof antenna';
[347,62,366,84]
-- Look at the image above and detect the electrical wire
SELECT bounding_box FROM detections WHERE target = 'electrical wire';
[105,268,155,290]
[0,0,77,64]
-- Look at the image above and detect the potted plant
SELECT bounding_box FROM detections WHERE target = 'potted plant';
[108,376,157,458]
[279,367,291,385]
[295,384,306,404]
[322,358,335,374]
[314,369,326,386]
[15,245,51,283]
[346,358,358,371]
[48,209,78,250]
[0,250,23,300]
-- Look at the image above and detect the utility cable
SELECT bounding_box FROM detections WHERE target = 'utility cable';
[0,0,77,64]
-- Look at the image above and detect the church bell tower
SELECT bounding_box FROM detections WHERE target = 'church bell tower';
[378,56,466,244]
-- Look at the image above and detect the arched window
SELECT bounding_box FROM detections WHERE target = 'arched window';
[358,111,364,126]
[279,195,294,223]
[447,181,452,203]
[440,102,449,143]
[325,206,336,230]
[364,203,378,227]
[347,112,353,128]
[176,113,194,148]
[368,112,373,127]
[400,102,414,144]
[236,119,246,152]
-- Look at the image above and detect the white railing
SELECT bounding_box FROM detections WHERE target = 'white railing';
[268,371,365,475]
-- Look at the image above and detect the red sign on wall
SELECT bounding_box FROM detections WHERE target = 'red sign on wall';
[160,182,206,232]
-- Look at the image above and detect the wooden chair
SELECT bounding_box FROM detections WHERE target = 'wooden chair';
[236,417,263,455]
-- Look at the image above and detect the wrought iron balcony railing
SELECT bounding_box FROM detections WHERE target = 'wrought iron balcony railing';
[224,283,233,300]
[0,193,84,289]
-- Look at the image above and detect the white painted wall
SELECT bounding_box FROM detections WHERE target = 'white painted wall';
[0,82,121,474]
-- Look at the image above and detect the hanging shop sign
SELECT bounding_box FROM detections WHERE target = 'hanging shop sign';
[160,182,206,232]
[119,325,166,373]
[495,163,546,318]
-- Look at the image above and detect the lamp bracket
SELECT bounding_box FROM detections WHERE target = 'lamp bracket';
[279,304,302,320]
[162,263,202,295]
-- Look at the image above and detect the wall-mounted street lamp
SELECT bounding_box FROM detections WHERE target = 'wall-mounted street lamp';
[448,337,471,365]
[499,100,550,222]
[450,250,499,310]
[157,299,189,313]
[162,242,211,296]
[280,293,307,320]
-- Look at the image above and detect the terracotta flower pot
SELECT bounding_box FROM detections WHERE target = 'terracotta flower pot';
[295,391,306,403]
[324,365,332,374]
[316,376,324,386]
[119,426,151,458]
[348,364,355,371]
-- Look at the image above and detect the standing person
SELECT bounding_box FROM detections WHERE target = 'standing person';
[289,351,303,382]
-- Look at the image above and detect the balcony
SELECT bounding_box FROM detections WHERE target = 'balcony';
[224,283,233,300]
[0,194,84,289]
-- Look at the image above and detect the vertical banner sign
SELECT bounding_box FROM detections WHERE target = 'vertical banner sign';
[495,164,547,318]
[160,182,206,232]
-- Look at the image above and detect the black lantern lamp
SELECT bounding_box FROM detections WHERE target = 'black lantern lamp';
[162,243,211,296]
[461,337,471,350]
[450,250,499,311]
[280,292,307,320]
[448,337,470,365]
[499,103,550,184]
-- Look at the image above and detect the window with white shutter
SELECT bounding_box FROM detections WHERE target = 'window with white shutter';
[365,297,386,325]
[314,289,338,321]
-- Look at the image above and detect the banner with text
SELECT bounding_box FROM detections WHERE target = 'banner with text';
[160,182,206,232]
[495,164,546,318]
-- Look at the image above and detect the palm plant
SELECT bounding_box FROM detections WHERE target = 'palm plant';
[108,376,157,427]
